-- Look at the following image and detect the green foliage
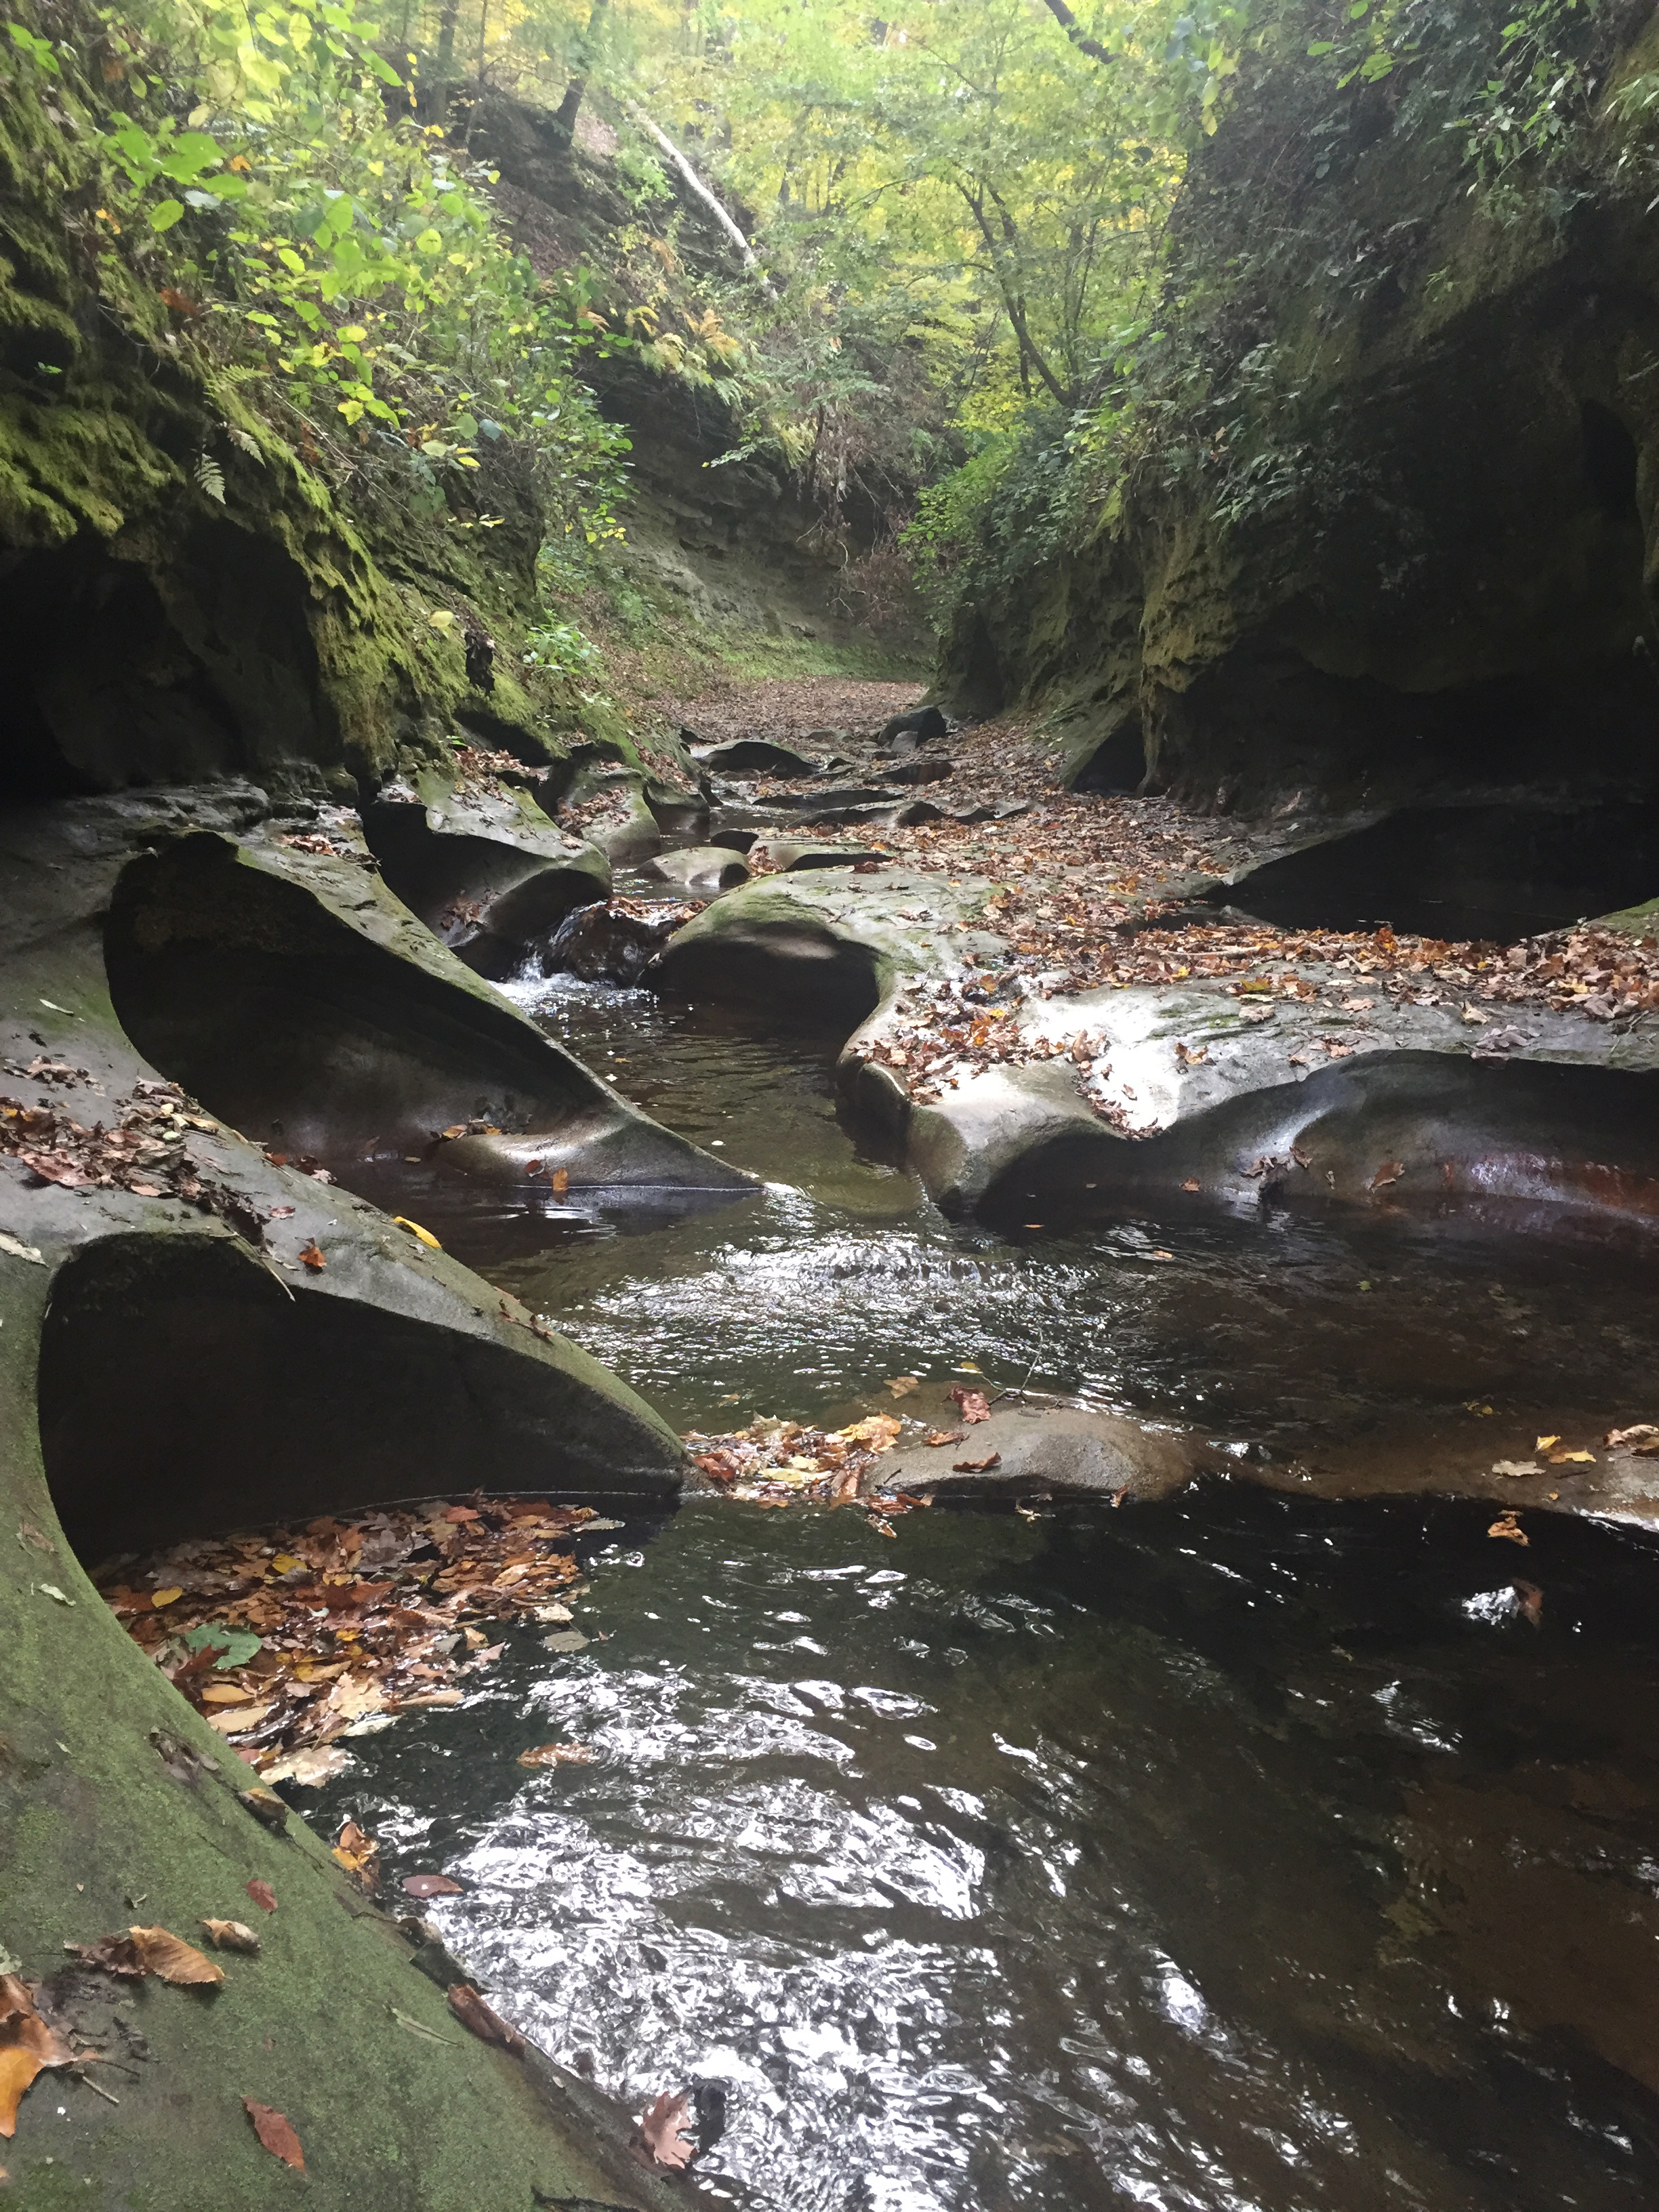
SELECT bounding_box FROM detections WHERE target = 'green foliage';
[1,0,631,553]
[520,614,602,676]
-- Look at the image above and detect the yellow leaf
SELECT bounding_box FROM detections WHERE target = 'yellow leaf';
[270,1554,302,1575]
[201,1683,254,1705]
[151,1586,183,1607]
[392,1215,442,1249]
[1551,1449,1596,1465]
[1535,1435,1560,1451]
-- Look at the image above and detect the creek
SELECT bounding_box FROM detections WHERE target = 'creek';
[314,971,1659,2211]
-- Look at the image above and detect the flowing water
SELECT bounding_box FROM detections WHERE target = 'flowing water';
[316,972,1659,2210]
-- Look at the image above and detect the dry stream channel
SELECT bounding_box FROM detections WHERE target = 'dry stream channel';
[275,970,1659,2211]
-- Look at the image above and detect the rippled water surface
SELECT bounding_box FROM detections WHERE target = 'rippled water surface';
[319,975,1659,2209]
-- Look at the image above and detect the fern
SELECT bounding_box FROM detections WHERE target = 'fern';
[191,451,226,504]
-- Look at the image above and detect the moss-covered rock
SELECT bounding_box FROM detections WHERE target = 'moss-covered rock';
[940,1,1659,833]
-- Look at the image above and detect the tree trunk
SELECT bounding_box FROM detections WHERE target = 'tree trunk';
[621,99,776,295]
[431,0,459,123]
[552,0,608,146]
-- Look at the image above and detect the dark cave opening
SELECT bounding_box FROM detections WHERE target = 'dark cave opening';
[1582,400,1639,519]
[1071,718,1147,794]
[1224,800,1659,942]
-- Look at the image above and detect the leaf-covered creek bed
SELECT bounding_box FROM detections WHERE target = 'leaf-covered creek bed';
[96,983,1659,2209]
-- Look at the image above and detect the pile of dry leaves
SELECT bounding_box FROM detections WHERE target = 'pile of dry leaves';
[98,1497,615,1786]
[0,1075,266,1239]
[685,1387,1000,1524]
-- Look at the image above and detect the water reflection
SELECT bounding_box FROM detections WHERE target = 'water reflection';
[317,1494,1659,2211]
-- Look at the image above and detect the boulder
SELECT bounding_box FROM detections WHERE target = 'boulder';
[884,754,954,785]
[544,897,696,985]
[691,737,823,779]
[647,845,751,894]
[365,772,609,981]
[876,705,949,749]
[876,1402,1202,1501]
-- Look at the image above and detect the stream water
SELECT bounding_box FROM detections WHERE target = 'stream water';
[318,974,1659,2210]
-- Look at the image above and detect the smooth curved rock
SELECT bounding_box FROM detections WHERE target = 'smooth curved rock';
[691,737,823,777]
[104,823,752,1195]
[877,1401,1204,1501]
[365,769,611,979]
[649,865,1659,1232]
[648,844,750,894]
[544,896,697,985]
[0,789,693,2209]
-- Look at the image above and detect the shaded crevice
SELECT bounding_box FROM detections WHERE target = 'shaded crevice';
[38,1234,678,1562]
[1223,800,1659,941]
[0,527,329,804]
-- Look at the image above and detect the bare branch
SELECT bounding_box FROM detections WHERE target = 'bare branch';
[1038,0,1111,68]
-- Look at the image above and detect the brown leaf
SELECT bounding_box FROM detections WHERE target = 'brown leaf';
[245,1879,278,1912]
[1605,1423,1659,1453]
[201,1919,261,1954]
[949,1387,991,1423]
[639,2088,696,2169]
[1369,1160,1403,1190]
[127,1926,224,1985]
[68,1933,148,1975]
[516,1742,594,1768]
[159,286,201,316]
[1488,1511,1530,1546]
[243,2098,304,2170]
[884,1375,920,1398]
[952,1452,1002,1473]
[924,1429,964,1447]
[298,1241,325,1270]
[446,1983,525,2053]
[401,1873,464,1899]
[0,1975,74,2137]
[1513,1579,1544,1627]
[548,1166,570,1194]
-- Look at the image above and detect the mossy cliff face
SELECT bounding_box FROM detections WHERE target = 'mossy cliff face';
[941,1,1659,821]
[0,56,630,806]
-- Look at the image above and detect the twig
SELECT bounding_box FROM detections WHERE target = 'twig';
[991,1332,1044,1406]
[73,2069,121,2106]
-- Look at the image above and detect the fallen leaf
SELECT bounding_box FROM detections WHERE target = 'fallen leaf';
[548,1166,570,1195]
[401,1874,465,1900]
[924,1430,964,1448]
[1490,1460,1540,1479]
[1536,1435,1561,1452]
[243,2098,304,2171]
[127,1926,224,1985]
[1488,1511,1529,1546]
[200,1920,260,1954]
[838,1414,902,1450]
[205,1701,274,1736]
[446,1983,524,2052]
[246,1880,278,1913]
[1513,1579,1544,1626]
[261,1744,349,1787]
[392,1215,442,1249]
[1606,1423,1659,1452]
[952,1452,1002,1472]
[0,1974,74,2136]
[201,1683,255,1705]
[516,1742,594,1768]
[949,1387,991,1423]
[298,1241,325,1270]
[884,1376,920,1398]
[150,1587,183,1607]
[639,2089,696,2169]
[1181,1177,1202,1192]
[1369,1160,1403,1190]
[539,1629,588,1654]
[73,1927,222,1984]
[0,1232,45,1266]
[240,1789,288,1831]
[1549,1449,1595,1465]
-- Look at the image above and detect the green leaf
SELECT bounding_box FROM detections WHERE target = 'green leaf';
[278,245,306,274]
[414,228,443,255]
[183,1622,262,1668]
[149,199,186,233]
